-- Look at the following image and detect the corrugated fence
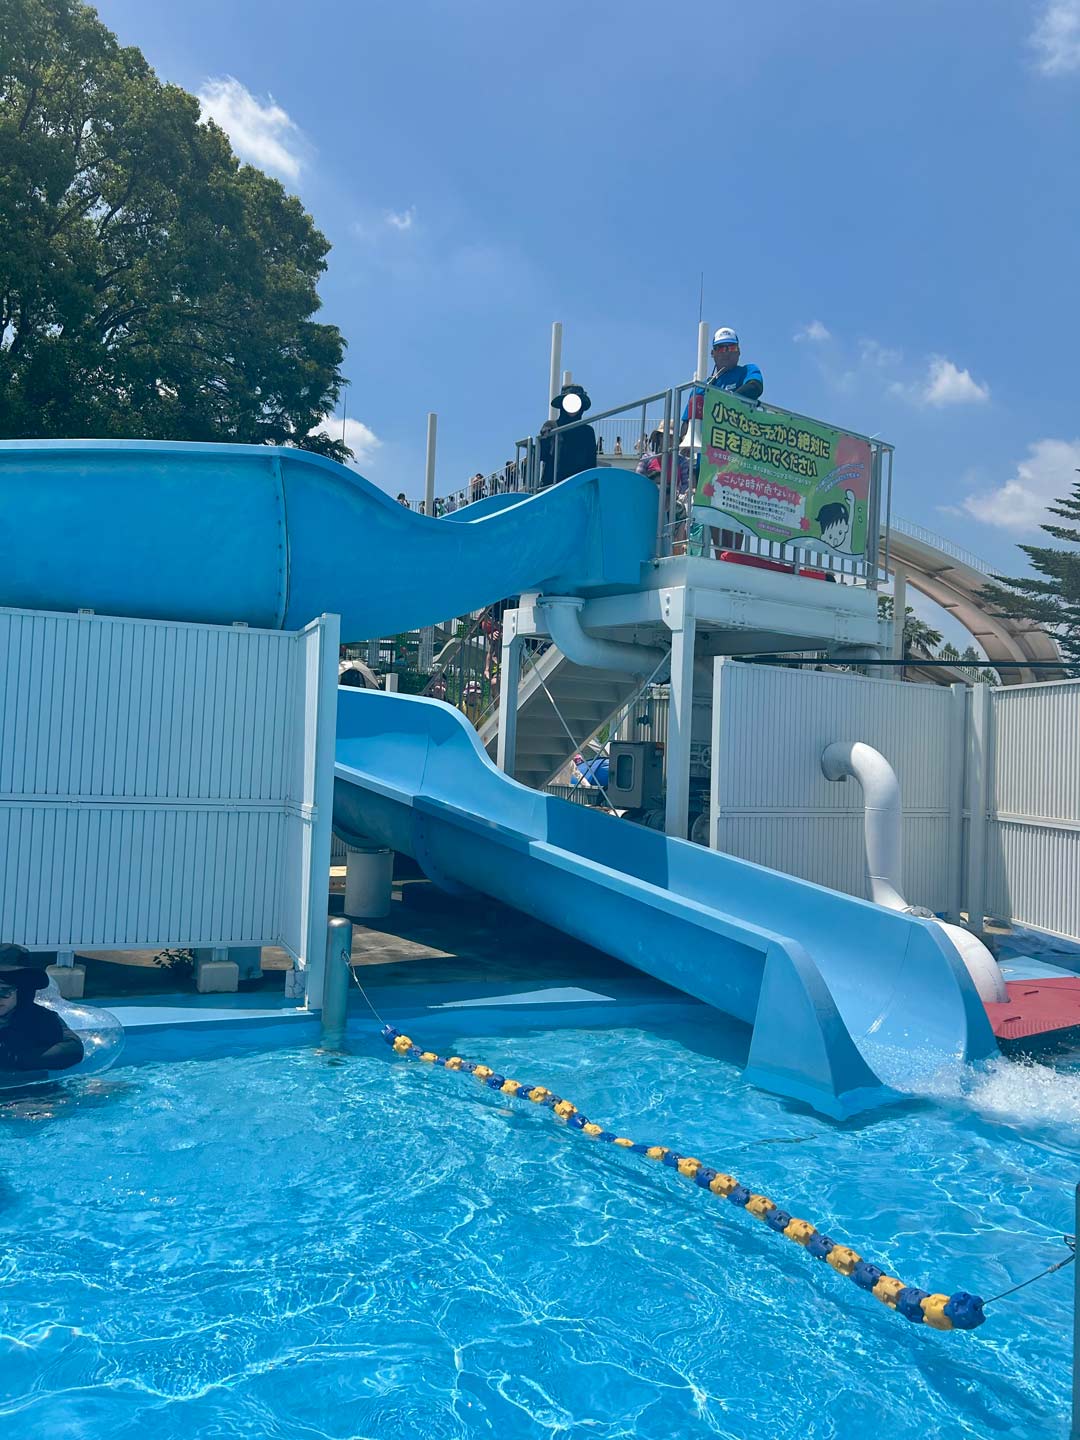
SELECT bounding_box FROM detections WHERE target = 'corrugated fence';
[986,680,1080,941]
[709,662,962,916]
[0,606,338,971]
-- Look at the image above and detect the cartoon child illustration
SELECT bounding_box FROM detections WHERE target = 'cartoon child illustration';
[815,488,857,554]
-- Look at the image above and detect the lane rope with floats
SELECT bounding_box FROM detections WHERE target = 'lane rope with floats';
[379,1024,986,1333]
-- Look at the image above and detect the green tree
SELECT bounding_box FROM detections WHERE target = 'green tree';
[0,0,348,456]
[983,471,1080,670]
[876,595,943,656]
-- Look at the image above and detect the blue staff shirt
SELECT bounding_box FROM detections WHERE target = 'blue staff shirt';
[682,362,764,421]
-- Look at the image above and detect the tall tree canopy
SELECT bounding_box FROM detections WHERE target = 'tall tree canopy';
[0,0,348,456]
[984,471,1080,671]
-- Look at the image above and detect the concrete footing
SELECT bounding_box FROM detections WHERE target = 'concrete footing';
[195,959,240,994]
[46,964,85,999]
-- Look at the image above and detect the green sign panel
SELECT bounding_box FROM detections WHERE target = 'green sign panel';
[693,388,873,559]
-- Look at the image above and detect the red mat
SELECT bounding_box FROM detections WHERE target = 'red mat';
[986,976,1080,1043]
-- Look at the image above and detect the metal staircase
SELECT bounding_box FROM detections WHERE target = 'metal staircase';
[477,645,642,792]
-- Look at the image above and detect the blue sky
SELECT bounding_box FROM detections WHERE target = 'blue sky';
[95,0,1080,588]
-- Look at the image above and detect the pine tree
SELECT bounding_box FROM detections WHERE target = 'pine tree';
[984,472,1080,670]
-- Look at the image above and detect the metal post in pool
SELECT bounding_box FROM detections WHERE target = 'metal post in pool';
[1073,1180,1080,1440]
[320,916,353,1050]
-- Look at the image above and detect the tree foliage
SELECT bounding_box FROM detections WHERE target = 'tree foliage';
[983,472,1080,671]
[876,598,998,682]
[876,595,943,656]
[0,0,348,456]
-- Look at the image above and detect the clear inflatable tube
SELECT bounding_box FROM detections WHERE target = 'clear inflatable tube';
[0,981,125,1092]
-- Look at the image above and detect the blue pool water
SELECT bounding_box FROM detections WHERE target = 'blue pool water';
[1,1015,1077,1439]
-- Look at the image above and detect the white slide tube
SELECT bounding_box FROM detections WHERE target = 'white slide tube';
[539,596,668,678]
[820,741,1007,1004]
[821,741,906,911]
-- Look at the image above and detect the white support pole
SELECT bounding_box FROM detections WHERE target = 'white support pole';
[424,412,437,513]
[561,369,572,389]
[696,321,710,382]
[891,564,908,663]
[548,322,563,419]
[665,598,696,838]
[965,683,990,937]
[947,683,968,923]
[496,618,523,775]
[708,656,727,851]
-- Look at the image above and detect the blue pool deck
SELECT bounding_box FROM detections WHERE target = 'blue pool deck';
[93,881,722,1068]
[78,884,1080,1073]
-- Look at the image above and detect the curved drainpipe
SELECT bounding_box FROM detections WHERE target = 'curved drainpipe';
[539,596,668,678]
[821,740,1007,1004]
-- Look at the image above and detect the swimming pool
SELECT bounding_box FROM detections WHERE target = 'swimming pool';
[1,1012,1076,1439]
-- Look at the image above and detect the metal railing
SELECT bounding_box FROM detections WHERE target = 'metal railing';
[891,515,994,577]
[420,602,507,721]
[461,378,893,589]
[369,381,893,711]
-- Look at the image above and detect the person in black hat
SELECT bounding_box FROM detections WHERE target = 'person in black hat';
[539,384,598,487]
[0,944,84,1073]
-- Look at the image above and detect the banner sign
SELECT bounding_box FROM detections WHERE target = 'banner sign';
[693,388,873,559]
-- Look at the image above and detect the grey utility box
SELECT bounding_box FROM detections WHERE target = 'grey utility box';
[607,741,665,809]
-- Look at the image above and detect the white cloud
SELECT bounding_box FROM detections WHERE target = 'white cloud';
[963,437,1080,531]
[198,77,304,182]
[312,415,382,467]
[859,338,902,369]
[891,356,989,407]
[385,207,416,231]
[922,357,990,406]
[1031,1,1080,74]
[794,320,830,343]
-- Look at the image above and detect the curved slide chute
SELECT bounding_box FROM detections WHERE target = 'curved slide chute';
[334,688,998,1119]
[0,440,657,639]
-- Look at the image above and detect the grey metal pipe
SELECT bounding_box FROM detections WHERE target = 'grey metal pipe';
[319,915,353,1049]
[538,596,668,677]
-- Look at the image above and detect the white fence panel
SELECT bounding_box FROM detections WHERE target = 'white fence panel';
[985,681,1080,940]
[710,661,960,913]
[0,607,338,966]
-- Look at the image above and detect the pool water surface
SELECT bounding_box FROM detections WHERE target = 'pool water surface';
[1,1015,1077,1439]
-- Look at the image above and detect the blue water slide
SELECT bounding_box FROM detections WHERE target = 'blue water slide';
[0,440,656,637]
[0,439,998,1117]
[334,689,998,1120]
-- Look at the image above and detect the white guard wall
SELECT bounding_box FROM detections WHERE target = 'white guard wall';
[709,660,962,916]
[0,607,339,983]
[985,680,1080,941]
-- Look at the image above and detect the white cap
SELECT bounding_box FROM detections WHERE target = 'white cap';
[712,327,739,347]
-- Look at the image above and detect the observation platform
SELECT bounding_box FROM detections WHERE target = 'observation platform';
[514,550,885,661]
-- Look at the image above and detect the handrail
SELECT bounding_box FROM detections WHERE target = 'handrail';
[890,516,994,577]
